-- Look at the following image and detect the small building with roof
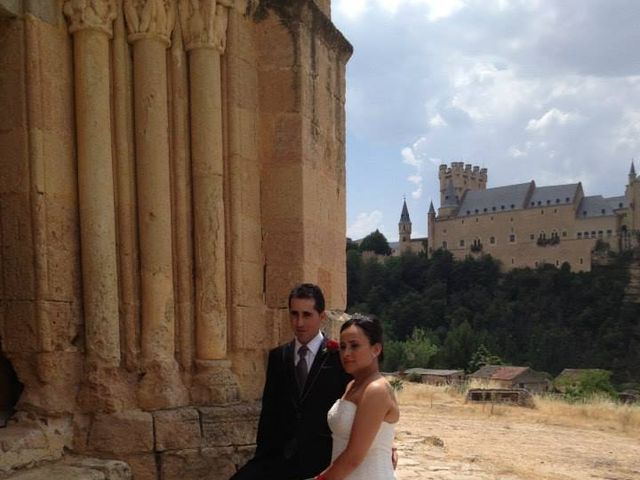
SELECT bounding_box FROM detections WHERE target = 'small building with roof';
[469,365,550,393]
[402,368,465,385]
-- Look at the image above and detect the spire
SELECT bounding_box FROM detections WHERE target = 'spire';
[400,197,411,222]
[442,179,458,206]
[630,159,637,178]
[428,200,435,215]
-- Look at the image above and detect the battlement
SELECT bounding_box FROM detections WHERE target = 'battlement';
[439,162,487,181]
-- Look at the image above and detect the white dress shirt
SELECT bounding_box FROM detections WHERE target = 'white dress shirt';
[294,331,324,368]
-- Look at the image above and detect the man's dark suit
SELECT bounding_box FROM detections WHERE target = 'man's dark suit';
[231,337,350,480]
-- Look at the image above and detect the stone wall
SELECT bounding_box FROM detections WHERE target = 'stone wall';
[0,1,351,478]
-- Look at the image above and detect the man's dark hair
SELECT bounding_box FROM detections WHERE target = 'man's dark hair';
[288,283,325,314]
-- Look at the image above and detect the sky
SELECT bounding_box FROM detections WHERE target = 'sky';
[333,0,640,242]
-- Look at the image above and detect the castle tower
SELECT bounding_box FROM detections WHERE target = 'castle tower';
[438,179,459,217]
[628,161,640,240]
[439,162,487,206]
[427,200,436,256]
[399,198,412,252]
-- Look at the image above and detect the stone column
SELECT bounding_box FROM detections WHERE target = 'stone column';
[124,0,187,409]
[179,0,238,404]
[64,0,123,406]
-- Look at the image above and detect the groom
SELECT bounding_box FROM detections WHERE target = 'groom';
[230,283,351,480]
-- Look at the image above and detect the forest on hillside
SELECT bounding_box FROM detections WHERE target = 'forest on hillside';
[346,239,640,388]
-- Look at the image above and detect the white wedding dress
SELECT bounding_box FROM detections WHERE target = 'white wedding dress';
[327,398,396,479]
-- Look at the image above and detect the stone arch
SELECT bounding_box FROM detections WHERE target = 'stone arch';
[0,349,24,426]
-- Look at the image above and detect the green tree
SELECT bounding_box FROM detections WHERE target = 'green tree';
[383,329,438,372]
[358,229,392,255]
[468,344,502,373]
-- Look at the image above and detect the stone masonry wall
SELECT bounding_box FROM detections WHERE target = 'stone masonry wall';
[0,1,351,478]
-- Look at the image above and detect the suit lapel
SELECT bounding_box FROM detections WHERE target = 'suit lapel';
[283,341,300,403]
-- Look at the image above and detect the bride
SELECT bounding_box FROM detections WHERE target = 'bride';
[314,315,399,480]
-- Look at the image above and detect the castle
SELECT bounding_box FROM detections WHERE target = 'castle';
[396,162,640,271]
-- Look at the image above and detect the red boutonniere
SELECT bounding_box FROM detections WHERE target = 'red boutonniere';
[323,339,340,354]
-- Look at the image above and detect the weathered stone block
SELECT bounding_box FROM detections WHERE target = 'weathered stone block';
[3,302,37,353]
[153,407,201,452]
[160,447,236,480]
[199,404,259,447]
[114,454,156,480]
[87,411,154,454]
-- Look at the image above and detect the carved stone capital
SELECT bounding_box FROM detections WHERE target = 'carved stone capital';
[63,0,118,37]
[179,0,232,52]
[124,0,176,46]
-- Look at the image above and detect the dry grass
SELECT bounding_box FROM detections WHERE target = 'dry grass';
[396,380,640,438]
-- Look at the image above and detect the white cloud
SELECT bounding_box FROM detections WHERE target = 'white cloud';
[508,146,526,158]
[411,184,423,199]
[401,147,423,169]
[347,210,384,239]
[422,0,465,21]
[407,174,423,184]
[526,108,581,132]
[429,113,448,127]
[334,0,367,20]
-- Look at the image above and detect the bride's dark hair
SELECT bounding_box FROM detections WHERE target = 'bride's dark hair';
[340,314,384,363]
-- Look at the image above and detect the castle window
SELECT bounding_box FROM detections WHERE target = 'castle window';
[537,201,542,206]
[598,230,603,238]
[492,206,496,211]
[535,261,539,267]
[531,201,535,206]
[461,220,465,224]
[566,197,570,202]
[501,205,505,210]
[606,229,612,237]
[619,202,623,208]
[442,241,448,249]
[510,204,515,209]
[579,258,584,265]
[577,232,582,239]
[466,210,470,215]
[562,231,567,237]
[554,209,557,213]
[460,239,465,247]
[530,233,535,240]
[490,216,494,221]
[511,258,515,264]
[541,210,544,215]
[584,231,589,238]
[475,218,479,223]
[583,211,587,216]
[556,198,560,203]
[601,209,606,215]
[556,260,559,266]
[546,200,551,205]
[483,208,487,212]
[591,231,596,237]
[403,237,407,242]
[490,236,496,245]
[509,234,516,243]
[475,209,479,214]
[510,217,514,222]
[443,229,447,233]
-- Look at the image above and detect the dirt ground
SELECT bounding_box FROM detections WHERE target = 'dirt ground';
[393,384,640,480]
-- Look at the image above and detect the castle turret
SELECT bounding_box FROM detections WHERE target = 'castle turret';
[438,179,459,217]
[427,200,436,256]
[439,161,487,206]
[629,160,637,184]
[398,198,412,252]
